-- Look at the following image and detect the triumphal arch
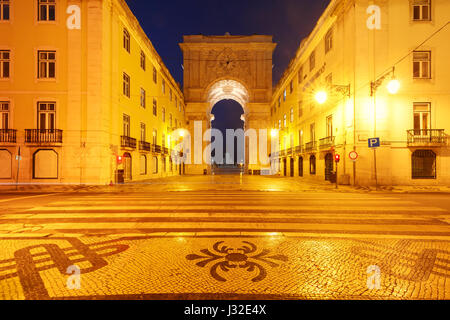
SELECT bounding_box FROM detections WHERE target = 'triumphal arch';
[179,34,277,174]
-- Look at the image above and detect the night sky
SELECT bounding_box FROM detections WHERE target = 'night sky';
[125,0,331,162]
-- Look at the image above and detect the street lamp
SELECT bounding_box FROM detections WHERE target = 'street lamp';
[315,84,351,104]
[370,67,400,189]
[315,91,328,104]
[271,129,279,138]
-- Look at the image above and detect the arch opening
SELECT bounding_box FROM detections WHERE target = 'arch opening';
[206,79,249,115]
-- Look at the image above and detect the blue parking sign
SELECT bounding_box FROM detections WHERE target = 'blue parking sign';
[368,138,380,148]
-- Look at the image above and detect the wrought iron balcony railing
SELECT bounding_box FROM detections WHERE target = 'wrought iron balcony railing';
[286,148,293,155]
[0,129,17,143]
[407,129,447,147]
[25,129,63,144]
[294,145,303,154]
[319,136,335,149]
[163,147,169,154]
[139,141,151,152]
[121,136,137,149]
[152,144,162,153]
[305,141,317,152]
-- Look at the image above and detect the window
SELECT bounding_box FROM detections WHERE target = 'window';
[123,73,130,97]
[325,28,333,53]
[278,97,281,108]
[298,130,303,148]
[289,81,293,94]
[278,120,281,130]
[38,102,56,131]
[152,66,157,83]
[162,79,166,94]
[162,133,166,148]
[38,51,56,79]
[310,155,316,175]
[283,89,287,102]
[123,114,130,137]
[152,99,157,116]
[310,123,315,142]
[283,114,287,127]
[169,89,173,101]
[413,0,431,21]
[309,50,315,72]
[0,50,10,78]
[298,101,303,118]
[0,0,9,21]
[413,51,431,79]
[123,28,130,53]
[298,66,303,84]
[326,115,333,137]
[413,102,431,134]
[140,155,147,175]
[290,108,294,123]
[152,129,157,145]
[140,123,146,142]
[140,51,146,70]
[140,88,146,108]
[1,101,9,129]
[412,150,436,179]
[163,157,167,172]
[162,107,166,122]
[169,113,173,127]
[38,0,55,21]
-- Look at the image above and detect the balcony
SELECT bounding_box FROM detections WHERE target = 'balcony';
[152,144,162,153]
[305,141,317,152]
[319,136,335,149]
[286,148,293,156]
[25,129,63,144]
[407,129,447,147]
[0,129,17,143]
[162,147,169,155]
[139,141,151,152]
[294,145,303,154]
[121,136,137,149]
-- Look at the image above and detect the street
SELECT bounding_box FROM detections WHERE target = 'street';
[0,175,449,299]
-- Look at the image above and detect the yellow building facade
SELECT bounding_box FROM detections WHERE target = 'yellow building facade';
[271,0,450,186]
[0,0,186,185]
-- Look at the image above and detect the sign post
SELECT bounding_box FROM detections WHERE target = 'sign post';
[334,154,340,189]
[368,138,380,190]
[16,147,21,190]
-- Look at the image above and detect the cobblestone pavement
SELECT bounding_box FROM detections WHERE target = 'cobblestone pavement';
[0,175,449,300]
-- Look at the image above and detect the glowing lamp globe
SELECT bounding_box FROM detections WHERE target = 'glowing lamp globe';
[271,129,278,137]
[315,91,328,104]
[387,79,400,94]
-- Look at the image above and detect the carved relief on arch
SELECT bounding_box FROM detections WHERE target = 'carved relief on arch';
[202,48,252,88]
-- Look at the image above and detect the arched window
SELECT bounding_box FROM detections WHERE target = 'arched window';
[412,150,436,179]
[310,155,316,175]
[140,154,147,175]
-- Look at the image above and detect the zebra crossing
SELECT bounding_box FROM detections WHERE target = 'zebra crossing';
[1,191,449,239]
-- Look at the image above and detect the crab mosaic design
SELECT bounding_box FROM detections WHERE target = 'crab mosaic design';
[186,241,288,282]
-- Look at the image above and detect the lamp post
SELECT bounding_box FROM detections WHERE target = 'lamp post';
[370,67,400,190]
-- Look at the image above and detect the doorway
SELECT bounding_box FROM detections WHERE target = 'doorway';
[290,158,294,177]
[123,152,132,181]
[298,156,303,177]
[325,153,333,181]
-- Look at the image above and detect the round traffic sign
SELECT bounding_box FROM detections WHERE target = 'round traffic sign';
[349,151,358,161]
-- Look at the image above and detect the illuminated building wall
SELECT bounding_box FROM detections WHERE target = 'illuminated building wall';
[0,0,186,184]
[270,0,450,186]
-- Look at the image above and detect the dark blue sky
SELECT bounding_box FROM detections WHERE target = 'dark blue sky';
[125,0,331,85]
